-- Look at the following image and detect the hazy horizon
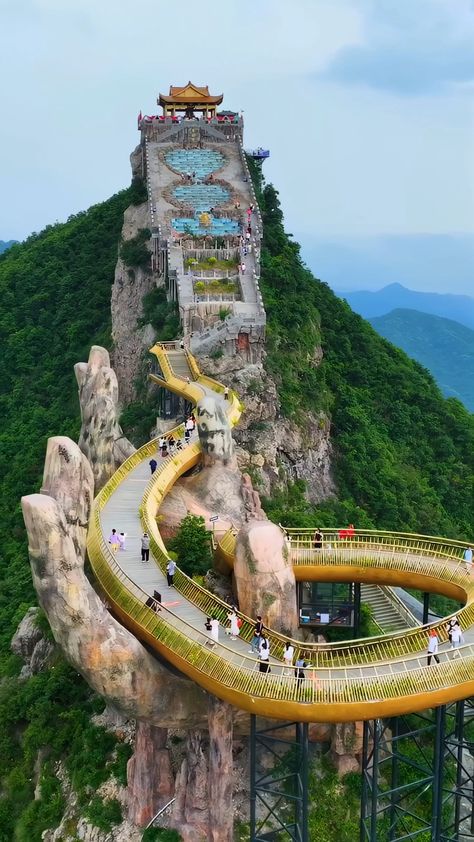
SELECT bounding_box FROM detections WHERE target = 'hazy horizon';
[1,0,473,296]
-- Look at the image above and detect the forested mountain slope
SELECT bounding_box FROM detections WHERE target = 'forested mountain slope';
[369,308,474,412]
[0,187,140,667]
[247,159,474,538]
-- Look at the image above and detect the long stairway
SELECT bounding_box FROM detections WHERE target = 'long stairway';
[166,349,195,379]
[361,584,418,632]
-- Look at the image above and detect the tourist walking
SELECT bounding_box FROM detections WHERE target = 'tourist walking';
[313,529,323,549]
[258,635,271,673]
[283,641,295,675]
[224,386,229,400]
[149,458,157,475]
[427,629,440,665]
[464,546,473,571]
[141,532,150,562]
[210,617,219,643]
[166,558,176,587]
[185,417,195,436]
[118,532,127,551]
[205,617,219,645]
[295,656,306,683]
[451,621,464,657]
[446,616,458,644]
[249,615,264,654]
[227,610,240,640]
[108,529,121,553]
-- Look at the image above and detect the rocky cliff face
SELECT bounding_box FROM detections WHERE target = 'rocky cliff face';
[234,521,298,635]
[11,606,56,678]
[111,201,156,405]
[75,346,135,492]
[127,722,174,826]
[196,352,336,502]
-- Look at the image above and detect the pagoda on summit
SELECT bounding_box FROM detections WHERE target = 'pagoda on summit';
[158,82,223,119]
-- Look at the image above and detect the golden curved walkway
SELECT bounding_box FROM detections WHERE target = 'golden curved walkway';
[87,343,474,722]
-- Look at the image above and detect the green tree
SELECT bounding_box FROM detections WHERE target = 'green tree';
[168,514,213,576]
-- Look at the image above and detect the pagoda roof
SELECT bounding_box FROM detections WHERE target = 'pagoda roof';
[158,82,223,106]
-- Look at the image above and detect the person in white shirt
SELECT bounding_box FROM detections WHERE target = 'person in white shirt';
[258,635,270,673]
[283,641,294,675]
[451,622,464,657]
[210,618,219,643]
[427,630,440,665]
[464,546,473,570]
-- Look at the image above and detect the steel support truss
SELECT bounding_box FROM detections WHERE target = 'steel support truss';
[250,716,309,841]
[360,699,474,841]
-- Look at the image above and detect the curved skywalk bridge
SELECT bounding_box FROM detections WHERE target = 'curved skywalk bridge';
[87,344,474,723]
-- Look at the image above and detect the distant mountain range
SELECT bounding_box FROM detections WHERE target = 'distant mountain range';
[0,240,17,255]
[369,308,474,412]
[300,233,474,298]
[341,283,474,332]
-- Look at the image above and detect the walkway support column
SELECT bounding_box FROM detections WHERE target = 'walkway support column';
[250,717,309,841]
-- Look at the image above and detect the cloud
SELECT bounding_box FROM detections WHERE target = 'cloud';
[320,0,474,95]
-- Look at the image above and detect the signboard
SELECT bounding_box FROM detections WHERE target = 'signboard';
[210,515,219,523]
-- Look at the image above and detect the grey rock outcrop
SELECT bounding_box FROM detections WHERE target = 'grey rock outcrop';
[75,346,135,492]
[234,521,298,635]
[21,436,209,729]
[11,606,56,678]
[195,352,336,503]
[111,201,157,404]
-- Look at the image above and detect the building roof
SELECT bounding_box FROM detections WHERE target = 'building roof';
[158,82,223,106]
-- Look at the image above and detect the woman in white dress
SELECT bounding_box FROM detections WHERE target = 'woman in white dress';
[283,641,294,675]
[451,622,464,657]
[227,611,240,640]
[210,618,219,643]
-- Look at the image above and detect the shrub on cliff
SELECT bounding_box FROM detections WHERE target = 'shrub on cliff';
[120,227,151,269]
[168,514,213,577]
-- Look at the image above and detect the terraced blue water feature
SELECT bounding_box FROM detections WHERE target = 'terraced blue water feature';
[165,149,225,181]
[171,217,240,236]
[173,184,230,212]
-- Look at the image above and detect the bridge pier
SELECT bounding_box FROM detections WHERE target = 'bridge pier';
[360,699,474,841]
[250,716,309,841]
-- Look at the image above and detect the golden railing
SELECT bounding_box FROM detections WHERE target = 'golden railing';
[85,343,474,719]
[139,344,474,670]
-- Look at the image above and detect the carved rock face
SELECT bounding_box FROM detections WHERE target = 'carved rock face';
[234,521,298,636]
[75,345,135,492]
[196,395,233,466]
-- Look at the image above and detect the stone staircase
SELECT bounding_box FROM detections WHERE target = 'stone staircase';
[166,350,195,380]
[361,584,418,632]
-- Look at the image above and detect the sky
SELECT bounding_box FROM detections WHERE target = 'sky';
[1,0,473,292]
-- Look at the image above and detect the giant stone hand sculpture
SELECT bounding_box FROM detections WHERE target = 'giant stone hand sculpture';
[21,435,208,728]
[75,345,136,491]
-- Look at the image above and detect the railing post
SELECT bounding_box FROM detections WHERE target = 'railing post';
[423,592,430,624]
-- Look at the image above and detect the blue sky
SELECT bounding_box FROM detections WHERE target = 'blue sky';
[1,0,473,292]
